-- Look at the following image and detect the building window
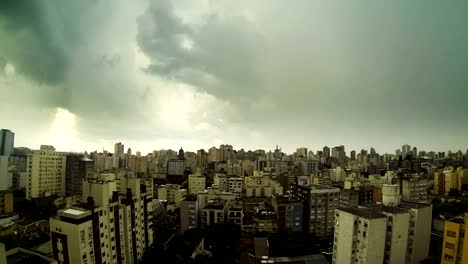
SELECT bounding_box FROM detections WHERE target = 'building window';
[447,230,457,238]
[445,242,455,250]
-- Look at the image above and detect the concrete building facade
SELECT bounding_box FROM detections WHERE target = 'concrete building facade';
[26,145,66,199]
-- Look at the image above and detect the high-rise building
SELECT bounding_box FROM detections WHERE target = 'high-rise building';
[350,150,356,161]
[50,176,153,264]
[333,187,432,264]
[296,147,308,158]
[114,142,124,157]
[0,156,10,191]
[441,213,468,264]
[196,149,208,169]
[26,145,66,199]
[402,144,411,155]
[412,147,418,158]
[244,172,283,198]
[0,129,14,192]
[200,198,228,228]
[0,129,14,156]
[180,194,198,233]
[188,173,206,194]
[113,142,124,168]
[157,184,186,206]
[167,159,186,176]
[272,194,303,233]
[323,146,330,158]
[299,160,319,176]
[228,177,243,199]
[290,183,340,237]
[65,154,94,196]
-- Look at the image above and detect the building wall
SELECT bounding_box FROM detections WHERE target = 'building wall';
[27,146,66,199]
[441,214,468,264]
[0,191,14,214]
[189,175,206,194]
[309,188,340,237]
[50,218,94,264]
[384,212,409,264]
[407,205,432,263]
[180,198,198,233]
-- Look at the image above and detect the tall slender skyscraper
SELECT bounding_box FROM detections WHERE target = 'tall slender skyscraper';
[0,129,14,156]
[323,146,330,158]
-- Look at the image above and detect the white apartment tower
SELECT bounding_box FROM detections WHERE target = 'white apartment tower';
[50,175,153,264]
[27,145,66,199]
[333,200,432,264]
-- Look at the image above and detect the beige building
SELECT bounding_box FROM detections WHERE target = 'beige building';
[50,176,153,264]
[197,186,235,210]
[333,200,432,264]
[26,145,66,199]
[157,184,186,206]
[402,177,429,202]
[244,173,283,198]
[189,173,206,194]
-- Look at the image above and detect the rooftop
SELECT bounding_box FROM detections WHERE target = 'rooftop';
[182,193,198,202]
[338,206,386,219]
[57,207,91,219]
[203,198,227,210]
[363,204,408,215]
[399,200,432,209]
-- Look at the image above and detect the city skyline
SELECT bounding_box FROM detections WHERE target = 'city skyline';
[4,133,467,157]
[2,0,468,154]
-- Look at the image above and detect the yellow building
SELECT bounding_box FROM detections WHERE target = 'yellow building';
[441,213,468,263]
[0,190,13,214]
[434,167,468,196]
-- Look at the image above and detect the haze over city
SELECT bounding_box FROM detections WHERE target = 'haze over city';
[1,0,468,153]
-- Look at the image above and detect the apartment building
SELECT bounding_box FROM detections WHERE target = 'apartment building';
[189,173,206,194]
[272,194,303,233]
[401,177,429,202]
[157,184,186,206]
[290,183,340,237]
[227,200,243,226]
[180,194,199,233]
[50,176,153,264]
[244,173,283,198]
[333,185,432,264]
[200,198,228,228]
[441,213,468,264]
[27,145,66,199]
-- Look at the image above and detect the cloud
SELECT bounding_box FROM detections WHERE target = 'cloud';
[1,0,468,153]
[136,0,265,100]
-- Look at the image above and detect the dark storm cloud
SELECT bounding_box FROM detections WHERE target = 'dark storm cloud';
[136,0,265,99]
[0,1,82,85]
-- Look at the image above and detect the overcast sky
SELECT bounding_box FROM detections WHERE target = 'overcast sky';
[1,0,467,154]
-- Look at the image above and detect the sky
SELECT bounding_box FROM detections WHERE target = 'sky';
[1,0,468,154]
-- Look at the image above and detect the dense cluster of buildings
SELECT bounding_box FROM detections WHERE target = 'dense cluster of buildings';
[1,128,468,263]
